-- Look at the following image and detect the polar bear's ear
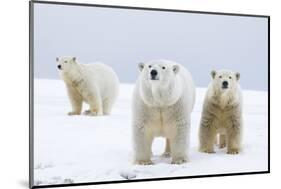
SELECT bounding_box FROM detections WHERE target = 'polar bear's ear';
[56,57,59,62]
[172,65,180,74]
[235,72,240,81]
[72,57,76,62]
[211,70,216,79]
[138,62,145,72]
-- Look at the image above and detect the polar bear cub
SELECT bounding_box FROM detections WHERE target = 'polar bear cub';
[199,69,243,154]
[132,60,195,165]
[56,57,119,116]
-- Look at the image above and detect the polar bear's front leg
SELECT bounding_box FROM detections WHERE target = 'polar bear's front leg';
[133,122,153,165]
[199,115,216,153]
[226,115,242,154]
[170,119,189,164]
[66,84,82,115]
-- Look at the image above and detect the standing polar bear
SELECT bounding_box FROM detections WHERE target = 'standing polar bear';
[199,69,243,154]
[56,57,119,116]
[132,60,195,165]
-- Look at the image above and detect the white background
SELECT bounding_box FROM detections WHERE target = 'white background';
[0,0,277,189]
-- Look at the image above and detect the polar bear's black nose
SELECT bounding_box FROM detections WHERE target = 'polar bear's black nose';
[150,69,158,76]
[222,81,228,88]
[57,65,62,70]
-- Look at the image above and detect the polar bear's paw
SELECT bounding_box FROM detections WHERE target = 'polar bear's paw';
[161,152,171,158]
[83,110,102,116]
[218,143,226,149]
[171,157,188,164]
[83,110,92,115]
[199,148,216,154]
[227,148,239,155]
[68,111,80,116]
[135,159,153,165]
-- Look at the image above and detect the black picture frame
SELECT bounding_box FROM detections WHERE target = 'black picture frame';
[29,0,270,188]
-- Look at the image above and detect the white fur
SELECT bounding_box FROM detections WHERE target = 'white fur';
[132,60,195,165]
[56,57,119,116]
[207,70,242,109]
[199,69,243,154]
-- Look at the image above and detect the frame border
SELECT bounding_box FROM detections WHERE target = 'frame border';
[29,0,270,188]
[29,1,34,188]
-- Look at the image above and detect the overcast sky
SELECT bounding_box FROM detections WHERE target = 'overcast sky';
[33,3,268,90]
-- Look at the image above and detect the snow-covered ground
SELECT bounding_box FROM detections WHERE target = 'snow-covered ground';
[33,79,268,186]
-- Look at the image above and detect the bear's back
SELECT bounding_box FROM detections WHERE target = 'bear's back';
[81,62,119,98]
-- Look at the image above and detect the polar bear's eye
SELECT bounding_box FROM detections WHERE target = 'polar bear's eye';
[162,66,166,69]
[229,76,232,79]
[64,61,67,63]
[148,65,152,68]
[219,76,222,78]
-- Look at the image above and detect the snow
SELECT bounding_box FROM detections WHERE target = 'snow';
[33,79,268,186]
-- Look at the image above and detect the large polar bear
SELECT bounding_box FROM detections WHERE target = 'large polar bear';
[132,59,195,165]
[199,69,243,154]
[56,57,119,116]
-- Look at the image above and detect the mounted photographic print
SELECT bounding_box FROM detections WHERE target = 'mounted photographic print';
[29,1,270,188]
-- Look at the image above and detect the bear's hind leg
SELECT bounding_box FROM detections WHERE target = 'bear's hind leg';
[218,134,226,148]
[102,97,115,115]
[162,138,171,158]
[84,91,103,116]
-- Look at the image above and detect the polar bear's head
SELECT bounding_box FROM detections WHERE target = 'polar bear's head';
[56,57,77,73]
[138,60,180,85]
[137,60,182,107]
[210,69,240,94]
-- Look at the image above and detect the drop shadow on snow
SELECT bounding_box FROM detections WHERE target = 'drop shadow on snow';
[18,180,29,187]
